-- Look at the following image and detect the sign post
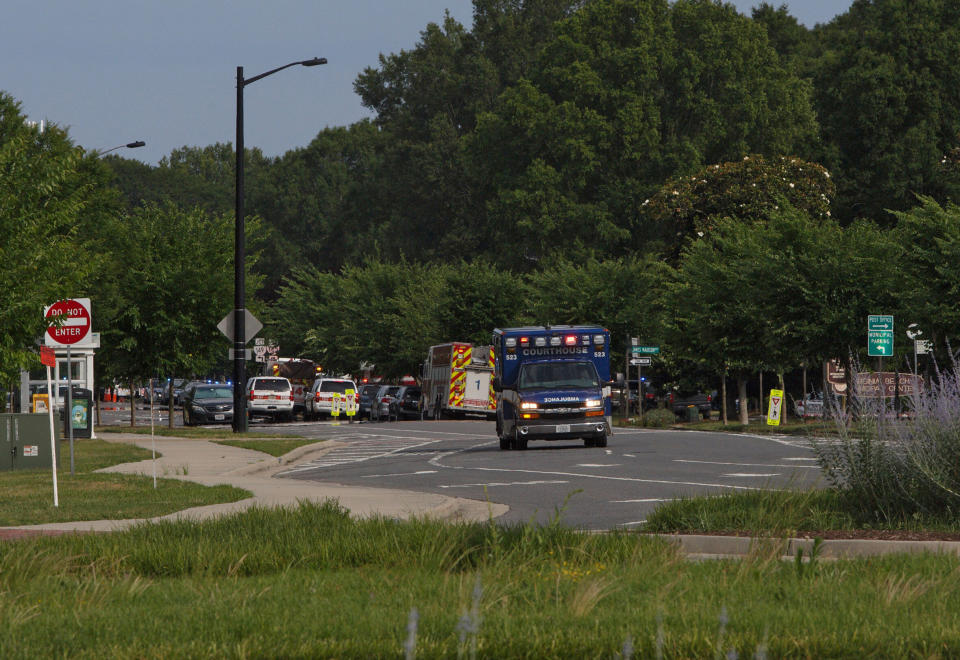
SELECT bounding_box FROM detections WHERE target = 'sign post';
[40,346,58,507]
[45,299,92,475]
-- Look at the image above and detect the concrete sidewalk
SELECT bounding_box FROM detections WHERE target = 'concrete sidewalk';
[2,433,508,535]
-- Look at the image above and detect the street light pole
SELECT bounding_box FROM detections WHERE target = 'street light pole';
[96,141,146,156]
[233,57,326,433]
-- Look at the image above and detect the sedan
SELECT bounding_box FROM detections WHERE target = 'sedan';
[370,385,401,422]
[182,383,234,426]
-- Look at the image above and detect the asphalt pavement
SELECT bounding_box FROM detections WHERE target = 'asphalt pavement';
[3,430,960,560]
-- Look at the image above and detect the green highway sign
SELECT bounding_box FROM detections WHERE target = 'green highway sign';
[868,315,893,331]
[630,345,660,355]
[868,331,893,356]
[867,315,894,357]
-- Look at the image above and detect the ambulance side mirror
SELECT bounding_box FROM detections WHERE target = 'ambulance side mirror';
[492,377,502,393]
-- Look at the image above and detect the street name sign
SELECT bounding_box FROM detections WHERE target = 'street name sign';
[630,345,660,355]
[867,315,894,357]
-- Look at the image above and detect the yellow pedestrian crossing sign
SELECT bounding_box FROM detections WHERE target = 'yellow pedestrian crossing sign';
[766,389,784,426]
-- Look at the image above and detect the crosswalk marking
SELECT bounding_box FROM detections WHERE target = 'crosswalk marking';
[277,435,441,475]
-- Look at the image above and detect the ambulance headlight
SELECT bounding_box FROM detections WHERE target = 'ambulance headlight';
[520,402,539,410]
[585,399,602,408]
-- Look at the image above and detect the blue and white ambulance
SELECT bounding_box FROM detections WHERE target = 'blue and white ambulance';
[491,325,613,450]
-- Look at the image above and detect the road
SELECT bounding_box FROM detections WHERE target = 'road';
[273,418,822,531]
[97,405,823,530]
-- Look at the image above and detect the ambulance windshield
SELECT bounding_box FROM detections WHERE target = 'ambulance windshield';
[517,361,600,391]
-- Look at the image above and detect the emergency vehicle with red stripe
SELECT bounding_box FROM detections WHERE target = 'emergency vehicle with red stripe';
[421,342,497,419]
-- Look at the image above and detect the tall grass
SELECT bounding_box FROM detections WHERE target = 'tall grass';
[2,503,960,657]
[813,360,960,524]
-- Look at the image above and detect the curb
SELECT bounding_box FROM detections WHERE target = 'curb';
[651,533,960,559]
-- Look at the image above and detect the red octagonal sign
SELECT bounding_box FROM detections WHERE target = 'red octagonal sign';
[46,299,91,345]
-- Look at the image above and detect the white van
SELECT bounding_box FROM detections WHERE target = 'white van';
[305,378,358,420]
[245,376,294,422]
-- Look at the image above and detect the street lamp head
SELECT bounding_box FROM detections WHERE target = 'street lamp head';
[301,57,327,67]
[126,141,146,149]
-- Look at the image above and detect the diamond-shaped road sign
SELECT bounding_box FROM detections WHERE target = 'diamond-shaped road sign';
[218,309,263,344]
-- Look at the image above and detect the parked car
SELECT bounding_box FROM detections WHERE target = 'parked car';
[370,384,401,422]
[795,393,825,418]
[666,388,713,420]
[305,377,358,420]
[157,378,188,406]
[182,383,234,426]
[358,383,381,420]
[391,385,422,420]
[245,376,294,422]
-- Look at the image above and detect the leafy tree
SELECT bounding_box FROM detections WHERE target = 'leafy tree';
[643,154,835,258]
[524,255,671,359]
[95,202,263,426]
[0,93,104,401]
[810,0,960,221]
[892,197,960,357]
[470,0,818,265]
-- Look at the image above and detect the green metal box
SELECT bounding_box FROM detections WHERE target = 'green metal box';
[0,413,61,471]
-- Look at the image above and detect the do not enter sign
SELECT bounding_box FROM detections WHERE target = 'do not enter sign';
[45,299,91,345]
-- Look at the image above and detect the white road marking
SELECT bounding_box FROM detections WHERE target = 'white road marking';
[618,520,647,526]
[675,459,819,469]
[612,498,668,503]
[277,436,441,475]
[575,463,621,468]
[722,473,780,478]
[623,453,637,458]
[784,457,818,461]
[439,480,569,489]
[361,470,437,478]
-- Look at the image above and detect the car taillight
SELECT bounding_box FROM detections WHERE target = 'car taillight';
[289,393,294,401]
[315,392,320,402]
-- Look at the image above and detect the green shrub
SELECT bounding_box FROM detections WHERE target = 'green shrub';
[643,408,676,428]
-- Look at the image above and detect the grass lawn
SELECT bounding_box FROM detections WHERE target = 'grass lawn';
[0,438,249,526]
[98,424,327,457]
[2,501,959,657]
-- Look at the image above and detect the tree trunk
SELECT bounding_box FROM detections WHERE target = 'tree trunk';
[721,373,728,425]
[168,379,175,429]
[129,380,136,427]
[778,372,787,423]
[738,378,749,425]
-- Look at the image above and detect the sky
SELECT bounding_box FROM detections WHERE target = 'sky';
[4,1,852,166]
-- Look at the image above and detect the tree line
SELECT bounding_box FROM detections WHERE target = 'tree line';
[3,0,960,411]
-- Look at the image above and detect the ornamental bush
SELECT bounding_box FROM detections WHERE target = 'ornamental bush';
[813,359,960,523]
[643,408,676,429]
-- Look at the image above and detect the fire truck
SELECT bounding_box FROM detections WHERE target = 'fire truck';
[422,342,497,419]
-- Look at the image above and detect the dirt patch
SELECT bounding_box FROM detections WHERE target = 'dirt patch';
[0,528,88,541]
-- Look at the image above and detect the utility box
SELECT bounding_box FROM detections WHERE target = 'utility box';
[0,413,60,471]
[683,405,700,423]
[63,387,93,439]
